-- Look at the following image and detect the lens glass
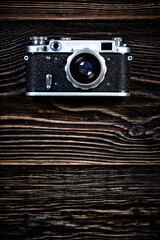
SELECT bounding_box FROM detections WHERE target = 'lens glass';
[79,61,93,76]
[70,53,101,85]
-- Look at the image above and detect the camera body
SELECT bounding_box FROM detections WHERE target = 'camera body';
[25,37,132,96]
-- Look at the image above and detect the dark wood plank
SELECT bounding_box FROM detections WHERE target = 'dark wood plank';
[0,0,160,21]
[0,21,160,165]
[0,166,160,239]
[0,94,160,165]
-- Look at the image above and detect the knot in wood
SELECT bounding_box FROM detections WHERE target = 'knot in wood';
[129,125,145,137]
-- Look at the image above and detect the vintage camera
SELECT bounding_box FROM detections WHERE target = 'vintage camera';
[25,36,132,96]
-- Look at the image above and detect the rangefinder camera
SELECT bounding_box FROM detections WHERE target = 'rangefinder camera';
[25,36,132,96]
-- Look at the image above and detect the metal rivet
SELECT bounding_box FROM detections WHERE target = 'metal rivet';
[128,56,133,61]
[24,55,29,61]
[43,46,48,51]
[46,56,51,60]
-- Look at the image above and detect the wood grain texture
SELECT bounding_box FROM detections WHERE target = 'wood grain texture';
[0,20,160,165]
[0,0,160,21]
[0,2,159,239]
[0,166,160,239]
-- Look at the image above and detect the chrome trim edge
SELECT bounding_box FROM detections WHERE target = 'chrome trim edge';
[26,92,130,97]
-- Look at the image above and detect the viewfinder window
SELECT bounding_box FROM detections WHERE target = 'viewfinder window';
[101,43,112,51]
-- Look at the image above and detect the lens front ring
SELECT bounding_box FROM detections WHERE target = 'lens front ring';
[65,49,107,90]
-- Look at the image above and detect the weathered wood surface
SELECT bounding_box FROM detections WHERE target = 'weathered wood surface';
[0,20,160,165]
[0,166,160,239]
[0,0,160,21]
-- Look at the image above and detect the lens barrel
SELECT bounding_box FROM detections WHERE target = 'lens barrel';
[65,49,107,90]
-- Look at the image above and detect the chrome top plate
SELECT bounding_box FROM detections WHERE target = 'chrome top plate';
[27,39,130,54]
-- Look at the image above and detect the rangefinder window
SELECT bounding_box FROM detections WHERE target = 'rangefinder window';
[101,43,112,51]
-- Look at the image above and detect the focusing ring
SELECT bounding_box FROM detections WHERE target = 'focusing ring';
[65,49,107,90]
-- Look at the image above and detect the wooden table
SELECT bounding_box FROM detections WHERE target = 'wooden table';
[0,1,160,239]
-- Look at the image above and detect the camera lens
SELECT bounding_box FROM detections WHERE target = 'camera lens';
[70,53,101,84]
[65,49,107,90]
[78,61,93,76]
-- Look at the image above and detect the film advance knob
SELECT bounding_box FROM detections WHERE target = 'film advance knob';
[30,36,48,45]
